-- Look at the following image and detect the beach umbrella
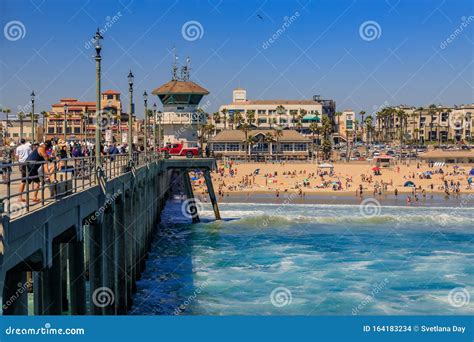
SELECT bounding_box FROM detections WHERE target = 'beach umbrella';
[371,166,380,171]
[318,163,334,168]
[470,168,474,176]
[404,181,415,187]
[423,171,432,175]
[191,176,199,181]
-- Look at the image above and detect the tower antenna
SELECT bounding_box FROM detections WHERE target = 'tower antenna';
[172,47,179,80]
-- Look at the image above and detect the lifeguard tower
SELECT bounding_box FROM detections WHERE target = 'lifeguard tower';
[151,54,209,148]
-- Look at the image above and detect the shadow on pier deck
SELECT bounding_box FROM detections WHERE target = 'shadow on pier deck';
[0,157,219,315]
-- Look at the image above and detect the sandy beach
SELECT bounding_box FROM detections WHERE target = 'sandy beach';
[192,161,474,202]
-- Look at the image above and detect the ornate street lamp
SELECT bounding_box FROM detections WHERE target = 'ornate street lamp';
[93,28,103,169]
[157,110,162,155]
[63,103,68,142]
[152,103,157,152]
[30,91,35,143]
[143,91,148,157]
[128,70,134,164]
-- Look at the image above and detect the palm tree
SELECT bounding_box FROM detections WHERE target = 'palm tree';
[246,110,256,127]
[264,132,274,156]
[365,115,373,146]
[212,111,221,125]
[221,108,228,129]
[446,108,452,142]
[309,122,320,160]
[428,104,437,142]
[290,110,298,128]
[40,111,48,142]
[17,111,26,140]
[416,106,424,144]
[359,111,366,143]
[2,108,11,143]
[239,123,252,161]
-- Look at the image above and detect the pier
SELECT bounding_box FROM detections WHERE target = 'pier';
[0,156,218,315]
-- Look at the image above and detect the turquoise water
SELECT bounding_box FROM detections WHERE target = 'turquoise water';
[131,200,474,315]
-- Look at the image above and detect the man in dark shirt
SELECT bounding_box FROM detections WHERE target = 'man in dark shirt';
[25,140,52,202]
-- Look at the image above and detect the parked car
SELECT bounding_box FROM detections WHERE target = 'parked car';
[159,143,199,158]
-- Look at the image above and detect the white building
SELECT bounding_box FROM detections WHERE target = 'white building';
[215,88,336,135]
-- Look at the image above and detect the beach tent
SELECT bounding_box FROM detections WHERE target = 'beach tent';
[404,181,415,187]
[468,177,473,184]
[254,168,260,175]
[318,163,334,169]
[423,171,433,175]
[470,168,474,176]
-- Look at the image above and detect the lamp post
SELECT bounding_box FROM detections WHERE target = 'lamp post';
[93,28,103,169]
[63,103,68,142]
[30,91,35,143]
[157,110,162,156]
[143,91,148,157]
[128,70,134,164]
[152,103,157,153]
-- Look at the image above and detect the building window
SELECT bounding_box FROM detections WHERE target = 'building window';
[74,127,81,133]
[227,143,240,151]
[258,110,266,115]
[268,110,276,115]
[212,143,225,151]
[294,143,307,151]
[107,95,113,100]
[258,118,267,124]
[280,118,287,124]
[13,133,19,137]
[48,127,54,134]
[281,143,292,151]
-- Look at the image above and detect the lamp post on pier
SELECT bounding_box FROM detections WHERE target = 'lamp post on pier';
[30,91,35,143]
[63,103,68,142]
[93,28,103,169]
[143,91,148,157]
[128,70,134,164]
[152,103,157,154]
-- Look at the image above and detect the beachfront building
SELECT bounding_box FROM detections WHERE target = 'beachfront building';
[334,110,356,144]
[419,149,474,164]
[208,129,311,160]
[0,119,43,144]
[213,89,336,136]
[374,104,474,144]
[151,61,209,148]
[45,90,129,143]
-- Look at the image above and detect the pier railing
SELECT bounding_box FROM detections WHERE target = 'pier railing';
[0,152,160,218]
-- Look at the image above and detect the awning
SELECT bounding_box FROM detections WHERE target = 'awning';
[318,163,334,168]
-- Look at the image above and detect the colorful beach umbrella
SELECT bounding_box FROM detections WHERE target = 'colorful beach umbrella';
[372,167,380,171]
[404,181,415,187]
[470,168,474,176]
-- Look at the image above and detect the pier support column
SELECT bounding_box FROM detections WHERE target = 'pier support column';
[204,169,221,220]
[102,207,115,315]
[114,195,127,314]
[60,244,69,312]
[182,170,200,223]
[33,272,43,315]
[2,269,28,315]
[89,218,103,315]
[69,239,86,315]
[42,242,62,315]
[124,190,134,308]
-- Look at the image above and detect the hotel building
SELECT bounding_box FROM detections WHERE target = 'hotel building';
[214,88,336,135]
[375,104,474,143]
[45,90,130,142]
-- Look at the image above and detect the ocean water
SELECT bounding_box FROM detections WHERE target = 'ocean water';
[131,199,474,315]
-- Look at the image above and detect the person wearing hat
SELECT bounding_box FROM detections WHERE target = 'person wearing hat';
[24,140,53,202]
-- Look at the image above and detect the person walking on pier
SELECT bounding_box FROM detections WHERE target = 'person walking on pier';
[25,140,53,202]
[16,139,32,202]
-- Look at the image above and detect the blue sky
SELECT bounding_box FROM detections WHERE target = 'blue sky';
[1,0,473,119]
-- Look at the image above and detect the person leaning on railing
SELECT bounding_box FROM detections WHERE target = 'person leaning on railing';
[23,140,53,202]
